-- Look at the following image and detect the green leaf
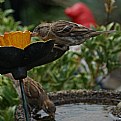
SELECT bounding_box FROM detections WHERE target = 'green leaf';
[3,9,14,17]
[0,0,4,3]
[106,22,114,30]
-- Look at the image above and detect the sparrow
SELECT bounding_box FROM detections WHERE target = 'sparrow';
[4,74,56,119]
[32,20,115,46]
[23,77,56,118]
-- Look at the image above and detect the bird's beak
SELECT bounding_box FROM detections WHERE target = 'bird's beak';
[31,32,39,37]
[49,113,55,119]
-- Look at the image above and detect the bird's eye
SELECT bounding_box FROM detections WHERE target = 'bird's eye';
[63,26,71,31]
[36,27,40,31]
[47,109,51,113]
[33,27,40,32]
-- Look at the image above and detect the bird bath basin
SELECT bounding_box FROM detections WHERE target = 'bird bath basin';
[34,90,121,121]
[39,103,111,121]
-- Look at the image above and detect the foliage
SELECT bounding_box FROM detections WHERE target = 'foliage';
[0,106,16,121]
[0,75,19,121]
[0,2,121,120]
[0,9,33,34]
[104,0,117,23]
[0,0,4,3]
[3,0,121,25]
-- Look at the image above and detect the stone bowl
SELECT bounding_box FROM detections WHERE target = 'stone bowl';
[15,89,121,121]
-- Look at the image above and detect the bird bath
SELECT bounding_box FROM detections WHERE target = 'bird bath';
[33,90,121,121]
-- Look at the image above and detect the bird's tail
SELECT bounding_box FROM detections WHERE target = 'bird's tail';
[90,30,116,37]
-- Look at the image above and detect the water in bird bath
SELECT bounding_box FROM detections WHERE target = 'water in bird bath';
[55,103,111,121]
[38,103,113,121]
[36,90,121,121]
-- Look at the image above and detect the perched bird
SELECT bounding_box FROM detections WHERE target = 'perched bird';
[4,74,56,119]
[32,20,115,46]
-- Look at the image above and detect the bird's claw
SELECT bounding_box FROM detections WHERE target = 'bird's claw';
[32,113,41,120]
[54,44,69,51]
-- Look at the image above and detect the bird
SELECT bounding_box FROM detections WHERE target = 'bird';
[32,20,115,46]
[4,74,56,119]
[23,76,56,118]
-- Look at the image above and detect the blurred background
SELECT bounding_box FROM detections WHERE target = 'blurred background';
[1,0,121,120]
[1,0,121,25]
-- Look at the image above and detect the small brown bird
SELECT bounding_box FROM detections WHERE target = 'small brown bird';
[4,74,56,119]
[23,77,56,118]
[32,20,115,46]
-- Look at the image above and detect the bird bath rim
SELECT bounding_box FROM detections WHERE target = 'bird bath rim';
[15,89,121,121]
[48,89,121,106]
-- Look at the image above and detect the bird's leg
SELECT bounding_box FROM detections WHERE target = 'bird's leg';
[33,113,42,120]
[54,44,69,51]
[32,108,41,120]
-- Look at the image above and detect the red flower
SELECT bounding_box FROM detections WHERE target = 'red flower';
[65,2,96,28]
